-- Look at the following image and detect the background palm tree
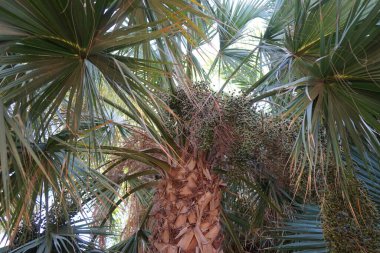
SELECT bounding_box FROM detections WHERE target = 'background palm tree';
[0,0,380,252]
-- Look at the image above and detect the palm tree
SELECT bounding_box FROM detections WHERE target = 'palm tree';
[0,0,211,251]
[1,0,380,252]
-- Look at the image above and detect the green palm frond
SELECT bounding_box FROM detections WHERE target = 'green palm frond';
[0,149,117,242]
[0,0,206,240]
[353,148,380,208]
[106,201,153,253]
[219,170,289,252]
[271,204,328,253]
[3,219,110,253]
[213,0,266,48]
[107,230,150,253]
[269,149,380,253]
[247,0,380,193]
[0,0,203,142]
[206,0,267,78]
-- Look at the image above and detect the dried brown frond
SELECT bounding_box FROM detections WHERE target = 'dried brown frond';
[121,194,146,240]
[105,128,163,184]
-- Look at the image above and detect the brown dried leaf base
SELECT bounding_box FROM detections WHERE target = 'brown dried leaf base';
[150,157,224,253]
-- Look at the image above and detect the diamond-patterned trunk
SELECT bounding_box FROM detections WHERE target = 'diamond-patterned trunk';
[151,155,224,253]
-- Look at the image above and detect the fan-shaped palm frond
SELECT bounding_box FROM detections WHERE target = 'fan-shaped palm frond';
[204,0,268,85]
[3,218,110,253]
[0,0,206,244]
[247,0,380,195]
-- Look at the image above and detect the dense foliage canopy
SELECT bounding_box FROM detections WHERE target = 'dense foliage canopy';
[0,0,379,252]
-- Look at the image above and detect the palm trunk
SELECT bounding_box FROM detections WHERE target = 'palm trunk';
[151,154,224,253]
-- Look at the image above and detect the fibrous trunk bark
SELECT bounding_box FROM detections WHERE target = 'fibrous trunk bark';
[151,155,224,253]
